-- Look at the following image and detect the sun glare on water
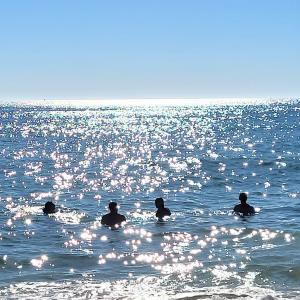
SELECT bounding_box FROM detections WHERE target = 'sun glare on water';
[3,97,293,107]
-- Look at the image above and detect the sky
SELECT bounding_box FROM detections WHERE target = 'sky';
[0,0,299,100]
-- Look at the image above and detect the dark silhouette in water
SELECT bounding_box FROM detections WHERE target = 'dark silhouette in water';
[155,197,171,220]
[43,201,56,214]
[101,202,126,227]
[234,193,255,216]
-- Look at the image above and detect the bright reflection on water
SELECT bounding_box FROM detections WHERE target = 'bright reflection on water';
[0,100,300,299]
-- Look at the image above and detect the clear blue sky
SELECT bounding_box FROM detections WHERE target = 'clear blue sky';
[0,0,299,100]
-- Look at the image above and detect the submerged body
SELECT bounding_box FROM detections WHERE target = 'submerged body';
[234,193,255,216]
[156,207,171,219]
[101,212,126,226]
[43,201,56,214]
[233,203,255,216]
[101,202,126,227]
[155,197,171,220]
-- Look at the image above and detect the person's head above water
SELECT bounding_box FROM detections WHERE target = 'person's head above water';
[239,192,248,204]
[155,197,164,209]
[109,201,118,213]
[43,201,56,214]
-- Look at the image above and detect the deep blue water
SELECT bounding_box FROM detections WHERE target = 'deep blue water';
[0,100,300,299]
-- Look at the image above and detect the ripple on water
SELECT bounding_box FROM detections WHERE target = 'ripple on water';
[0,101,300,297]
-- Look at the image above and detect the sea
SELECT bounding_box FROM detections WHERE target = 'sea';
[0,99,299,299]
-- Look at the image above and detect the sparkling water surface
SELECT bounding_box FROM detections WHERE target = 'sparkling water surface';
[0,100,300,299]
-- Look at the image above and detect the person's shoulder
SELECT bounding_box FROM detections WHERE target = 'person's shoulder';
[249,205,255,213]
[165,208,171,215]
[101,213,110,223]
[119,214,126,221]
[233,204,240,211]
[102,213,110,219]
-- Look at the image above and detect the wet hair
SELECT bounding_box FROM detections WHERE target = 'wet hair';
[239,192,248,203]
[155,197,164,208]
[109,202,118,211]
[43,201,56,214]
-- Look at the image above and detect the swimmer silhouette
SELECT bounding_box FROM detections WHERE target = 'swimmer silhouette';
[233,193,255,216]
[155,197,171,220]
[43,201,56,214]
[101,202,126,227]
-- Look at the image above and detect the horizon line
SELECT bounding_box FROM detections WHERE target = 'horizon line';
[0,97,298,107]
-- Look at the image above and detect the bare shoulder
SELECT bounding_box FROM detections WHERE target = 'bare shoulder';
[233,204,240,211]
[101,214,109,224]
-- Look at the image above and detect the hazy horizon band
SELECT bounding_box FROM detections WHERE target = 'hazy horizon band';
[0,97,297,107]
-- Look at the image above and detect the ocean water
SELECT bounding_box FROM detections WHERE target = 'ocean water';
[0,100,300,299]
